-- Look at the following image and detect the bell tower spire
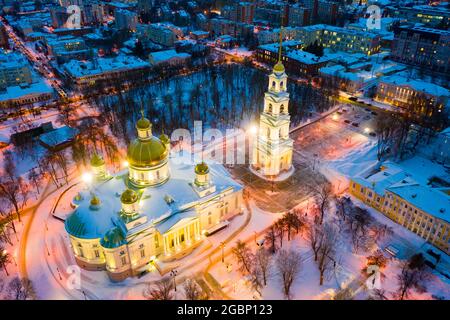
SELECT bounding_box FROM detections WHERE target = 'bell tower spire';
[273,13,285,73]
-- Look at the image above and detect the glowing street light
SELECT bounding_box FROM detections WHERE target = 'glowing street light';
[332,114,339,121]
[81,172,93,184]
[364,127,370,133]
[248,125,258,135]
[123,160,129,168]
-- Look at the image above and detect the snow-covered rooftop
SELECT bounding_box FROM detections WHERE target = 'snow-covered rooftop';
[387,184,450,223]
[149,50,191,64]
[380,75,450,97]
[65,153,242,240]
[63,55,150,78]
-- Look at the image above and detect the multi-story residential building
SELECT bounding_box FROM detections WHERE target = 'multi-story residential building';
[391,26,450,75]
[256,41,333,77]
[174,10,191,27]
[62,54,151,89]
[0,50,32,90]
[317,0,338,25]
[350,163,450,255]
[50,6,69,28]
[208,18,253,39]
[137,23,177,46]
[91,1,106,23]
[0,21,9,49]
[223,2,255,24]
[137,0,156,14]
[375,74,450,115]
[288,4,311,27]
[388,5,450,29]
[296,24,381,55]
[45,36,91,64]
[115,9,138,31]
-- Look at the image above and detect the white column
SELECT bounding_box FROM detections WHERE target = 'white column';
[186,225,191,243]
[163,235,168,255]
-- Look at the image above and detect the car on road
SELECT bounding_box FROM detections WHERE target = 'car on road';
[369,132,376,137]
[349,97,358,101]
[352,122,359,127]
[344,119,351,124]
[371,111,378,116]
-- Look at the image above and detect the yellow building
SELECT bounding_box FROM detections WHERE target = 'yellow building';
[350,164,450,255]
[65,115,243,281]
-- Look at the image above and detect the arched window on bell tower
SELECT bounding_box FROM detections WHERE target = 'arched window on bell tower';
[272,81,276,89]
[280,104,284,113]
[268,104,272,113]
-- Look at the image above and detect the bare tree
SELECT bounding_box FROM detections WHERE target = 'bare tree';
[7,277,36,300]
[307,223,323,262]
[144,277,174,300]
[396,254,429,300]
[232,240,254,275]
[314,184,333,224]
[264,225,278,254]
[183,279,203,300]
[255,247,272,286]
[0,178,26,223]
[274,219,284,248]
[0,246,11,276]
[276,249,301,299]
[316,224,337,286]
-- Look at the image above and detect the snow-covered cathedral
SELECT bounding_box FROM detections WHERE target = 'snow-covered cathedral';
[252,29,294,179]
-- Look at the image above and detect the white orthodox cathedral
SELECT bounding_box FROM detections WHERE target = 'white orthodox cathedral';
[65,117,243,281]
[64,34,293,281]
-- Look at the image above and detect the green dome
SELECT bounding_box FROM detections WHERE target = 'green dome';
[127,136,168,167]
[100,227,126,249]
[120,189,138,204]
[160,133,170,144]
[195,162,209,175]
[136,117,151,129]
[90,154,105,167]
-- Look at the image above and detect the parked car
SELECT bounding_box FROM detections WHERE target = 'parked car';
[352,122,359,127]
[344,119,351,124]
[369,132,376,137]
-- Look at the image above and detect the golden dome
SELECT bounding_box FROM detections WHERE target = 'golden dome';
[136,117,151,129]
[195,162,209,175]
[120,189,138,204]
[273,61,285,73]
[127,136,168,167]
[90,195,101,206]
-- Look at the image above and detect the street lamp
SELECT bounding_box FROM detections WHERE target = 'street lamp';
[170,269,178,292]
[122,160,129,168]
[220,241,225,263]
[364,127,370,134]
[248,125,258,135]
[81,172,93,185]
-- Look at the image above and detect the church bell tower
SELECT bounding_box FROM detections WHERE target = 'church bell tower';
[252,26,294,178]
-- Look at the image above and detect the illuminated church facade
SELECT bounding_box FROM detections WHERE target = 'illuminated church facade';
[65,116,243,281]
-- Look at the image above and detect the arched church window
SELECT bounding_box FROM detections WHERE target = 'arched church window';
[267,127,270,138]
[280,104,284,113]
[268,104,272,112]
[280,81,284,88]
[272,81,276,88]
